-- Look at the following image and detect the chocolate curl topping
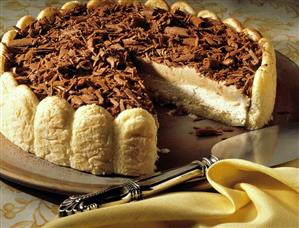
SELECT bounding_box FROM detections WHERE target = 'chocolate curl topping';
[6,4,262,115]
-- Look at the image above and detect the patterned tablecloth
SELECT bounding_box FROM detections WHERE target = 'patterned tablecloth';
[0,0,298,227]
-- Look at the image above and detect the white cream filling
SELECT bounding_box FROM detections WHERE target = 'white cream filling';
[178,84,248,124]
[139,59,250,126]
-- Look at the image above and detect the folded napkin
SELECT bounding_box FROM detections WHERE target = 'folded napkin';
[44,159,299,228]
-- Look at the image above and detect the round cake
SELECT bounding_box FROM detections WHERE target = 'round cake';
[0,0,276,176]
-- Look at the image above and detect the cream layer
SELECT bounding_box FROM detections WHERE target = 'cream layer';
[140,59,250,126]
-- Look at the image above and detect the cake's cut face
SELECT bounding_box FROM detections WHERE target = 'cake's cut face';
[0,0,276,176]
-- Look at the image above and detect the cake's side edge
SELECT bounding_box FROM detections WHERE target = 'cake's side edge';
[247,38,276,130]
[114,108,158,176]
[0,72,38,153]
[70,104,115,175]
[0,0,158,176]
[0,16,39,153]
[223,17,276,129]
[216,17,270,130]
[34,96,73,166]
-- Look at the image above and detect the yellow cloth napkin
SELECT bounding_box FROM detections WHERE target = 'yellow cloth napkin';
[44,159,299,228]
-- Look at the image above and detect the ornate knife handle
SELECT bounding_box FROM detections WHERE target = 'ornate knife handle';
[59,155,218,217]
[59,181,141,217]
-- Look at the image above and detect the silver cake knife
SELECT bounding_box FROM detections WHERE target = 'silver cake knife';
[59,123,299,217]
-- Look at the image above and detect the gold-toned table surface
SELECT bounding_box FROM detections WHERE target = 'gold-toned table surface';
[0,0,298,227]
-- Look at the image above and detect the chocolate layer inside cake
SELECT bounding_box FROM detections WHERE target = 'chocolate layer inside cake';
[4,3,262,116]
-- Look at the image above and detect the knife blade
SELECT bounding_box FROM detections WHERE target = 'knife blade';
[59,123,299,217]
[211,123,299,167]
